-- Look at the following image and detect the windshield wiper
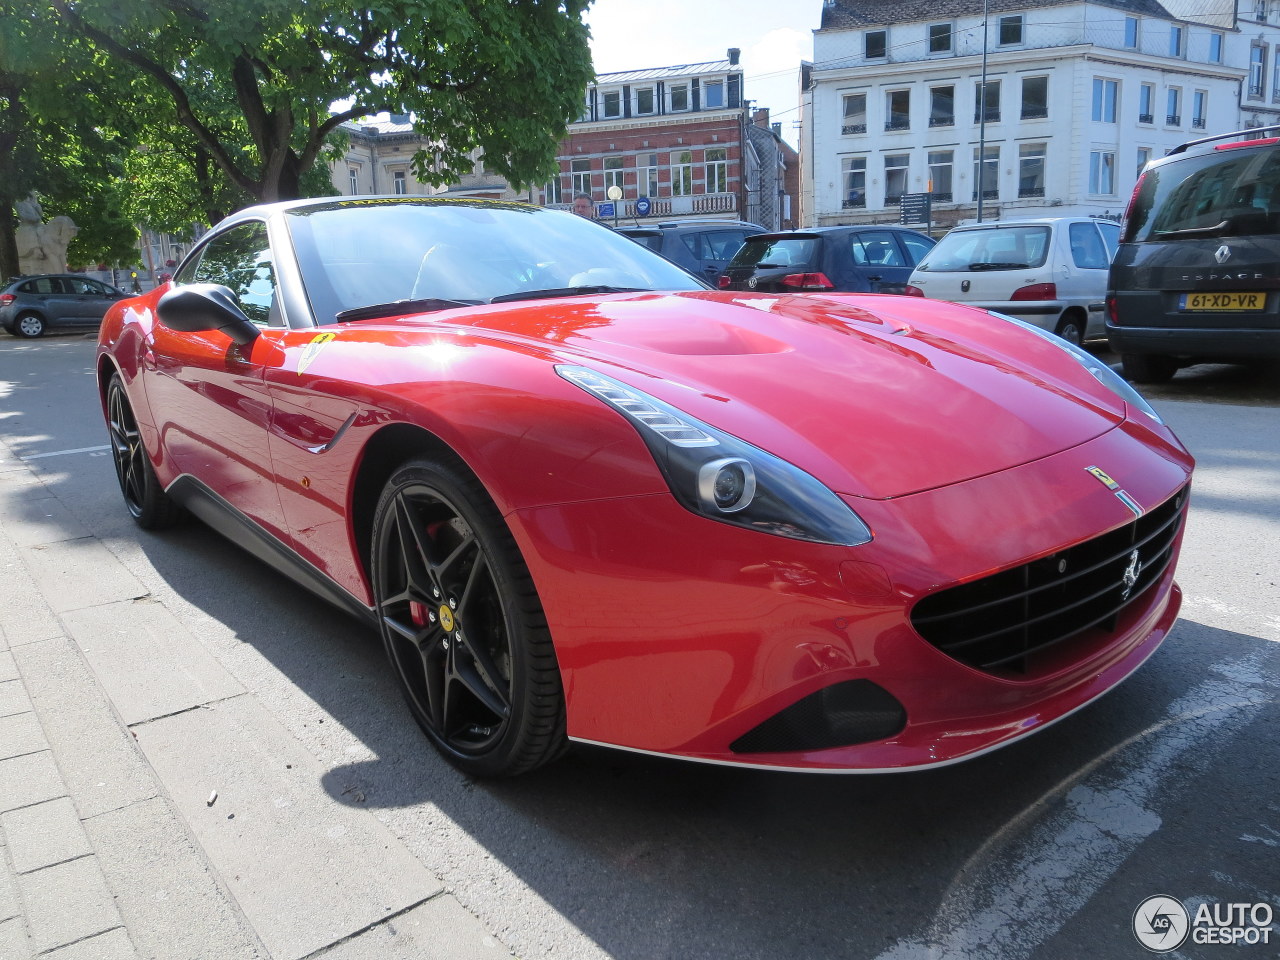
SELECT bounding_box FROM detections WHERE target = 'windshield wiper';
[335,297,479,322]
[1152,220,1230,239]
[489,285,647,304]
[968,261,1031,271]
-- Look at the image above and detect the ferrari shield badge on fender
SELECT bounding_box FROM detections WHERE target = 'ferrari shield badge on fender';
[1086,465,1144,517]
[298,332,337,375]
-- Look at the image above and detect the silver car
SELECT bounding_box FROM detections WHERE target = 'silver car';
[906,217,1119,345]
[0,274,129,338]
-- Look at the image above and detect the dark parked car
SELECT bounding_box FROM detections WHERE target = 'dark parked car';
[1,274,129,338]
[1107,125,1280,382]
[718,226,935,294]
[617,219,764,283]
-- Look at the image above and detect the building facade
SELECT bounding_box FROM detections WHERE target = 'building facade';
[329,52,798,230]
[802,0,1262,231]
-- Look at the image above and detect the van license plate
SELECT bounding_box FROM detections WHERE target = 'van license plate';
[1179,292,1265,311]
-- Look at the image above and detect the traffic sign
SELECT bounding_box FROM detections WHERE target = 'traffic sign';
[635,197,651,217]
[597,202,615,218]
[899,193,931,225]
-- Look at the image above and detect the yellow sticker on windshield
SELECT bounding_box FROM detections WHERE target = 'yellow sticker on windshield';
[297,332,336,375]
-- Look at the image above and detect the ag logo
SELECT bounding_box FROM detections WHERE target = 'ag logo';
[297,332,337,375]
[1133,895,1190,952]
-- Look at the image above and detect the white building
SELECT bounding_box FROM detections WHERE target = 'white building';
[802,0,1275,230]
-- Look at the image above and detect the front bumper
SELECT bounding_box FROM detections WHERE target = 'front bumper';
[508,418,1192,771]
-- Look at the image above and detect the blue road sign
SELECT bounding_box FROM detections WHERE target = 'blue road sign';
[635,197,651,217]
[597,202,615,218]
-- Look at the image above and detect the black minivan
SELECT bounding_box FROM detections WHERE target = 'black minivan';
[1107,125,1280,382]
[719,225,935,294]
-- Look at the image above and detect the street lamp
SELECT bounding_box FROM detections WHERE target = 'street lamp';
[977,0,989,223]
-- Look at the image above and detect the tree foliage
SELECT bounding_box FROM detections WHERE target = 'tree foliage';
[49,0,596,205]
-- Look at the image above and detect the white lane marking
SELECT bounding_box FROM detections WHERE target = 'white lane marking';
[874,653,1273,960]
[19,444,111,461]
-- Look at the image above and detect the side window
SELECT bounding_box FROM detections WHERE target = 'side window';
[852,231,907,266]
[679,232,706,260]
[64,278,94,295]
[1097,221,1120,258]
[899,234,935,265]
[702,231,750,260]
[190,222,279,325]
[1068,222,1109,269]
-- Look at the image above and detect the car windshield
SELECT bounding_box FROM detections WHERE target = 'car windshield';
[285,199,702,323]
[730,237,818,269]
[1126,147,1280,242]
[915,225,1050,272]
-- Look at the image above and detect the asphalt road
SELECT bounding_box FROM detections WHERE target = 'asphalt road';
[1,332,1276,960]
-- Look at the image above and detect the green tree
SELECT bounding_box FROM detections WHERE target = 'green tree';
[50,0,596,205]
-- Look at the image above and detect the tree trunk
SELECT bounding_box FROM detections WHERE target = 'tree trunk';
[0,195,19,282]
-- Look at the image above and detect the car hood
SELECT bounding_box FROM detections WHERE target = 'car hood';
[420,290,1127,499]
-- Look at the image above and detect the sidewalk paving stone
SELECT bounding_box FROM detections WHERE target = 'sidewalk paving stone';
[0,680,25,719]
[18,538,148,614]
[44,927,138,960]
[0,752,64,814]
[16,855,122,954]
[0,536,64,649]
[0,496,90,548]
[2,798,93,875]
[0,917,30,959]
[0,848,19,922]
[316,895,515,960]
[0,651,15,682]
[13,638,158,820]
[62,598,245,726]
[0,712,45,761]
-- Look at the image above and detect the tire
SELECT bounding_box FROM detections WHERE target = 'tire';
[1053,313,1085,347]
[106,373,185,529]
[371,456,566,777]
[1120,353,1178,384]
[14,312,46,338]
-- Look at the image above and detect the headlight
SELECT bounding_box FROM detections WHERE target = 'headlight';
[557,365,872,546]
[988,312,1164,425]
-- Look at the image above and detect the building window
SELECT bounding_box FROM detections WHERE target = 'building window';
[705,147,728,193]
[884,153,910,202]
[1091,79,1118,122]
[974,80,1000,123]
[865,30,887,59]
[929,23,953,54]
[1250,45,1266,99]
[545,178,564,205]
[704,81,724,108]
[1018,143,1046,197]
[392,170,407,195]
[928,150,953,201]
[1139,84,1154,124]
[972,145,999,200]
[571,158,591,196]
[842,156,867,207]
[998,15,1023,46]
[1021,76,1048,119]
[604,156,624,192]
[1274,48,1280,100]
[842,93,867,134]
[930,86,954,126]
[1170,25,1184,57]
[886,89,910,130]
[1209,33,1223,63]
[348,168,358,195]
[635,87,655,115]
[1166,88,1180,125]
[1124,17,1138,49]
[1136,147,1151,177]
[669,84,689,112]
[671,150,693,195]
[1192,90,1207,129]
[602,90,622,118]
[640,154,659,198]
[1089,150,1116,194]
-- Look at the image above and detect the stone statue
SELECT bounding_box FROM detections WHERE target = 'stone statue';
[15,193,79,275]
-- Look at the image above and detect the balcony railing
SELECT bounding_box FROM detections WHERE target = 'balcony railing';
[1139,113,1154,124]
[930,191,953,202]
[1020,107,1048,120]
[972,189,999,201]
[1166,114,1181,125]
[929,116,954,127]
[842,196,867,209]
[1192,118,1206,129]
[885,119,910,131]
[974,111,1001,123]
[842,123,867,135]
[1018,186,1046,198]
[1249,83,1264,99]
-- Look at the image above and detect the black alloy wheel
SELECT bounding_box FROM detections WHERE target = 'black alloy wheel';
[371,457,566,777]
[106,373,184,529]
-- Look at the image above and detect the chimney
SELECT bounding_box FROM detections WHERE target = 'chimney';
[727,47,740,65]
[753,108,770,127]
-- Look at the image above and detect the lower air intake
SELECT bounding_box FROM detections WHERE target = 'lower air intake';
[730,680,906,754]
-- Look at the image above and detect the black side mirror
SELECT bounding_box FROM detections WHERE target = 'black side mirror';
[157,283,260,346]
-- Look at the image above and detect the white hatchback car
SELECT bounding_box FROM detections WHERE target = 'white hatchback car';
[905,217,1120,344]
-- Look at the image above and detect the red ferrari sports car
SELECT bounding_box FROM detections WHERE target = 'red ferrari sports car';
[97,197,1192,777]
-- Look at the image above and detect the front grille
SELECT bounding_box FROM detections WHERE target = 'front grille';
[911,486,1188,674]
